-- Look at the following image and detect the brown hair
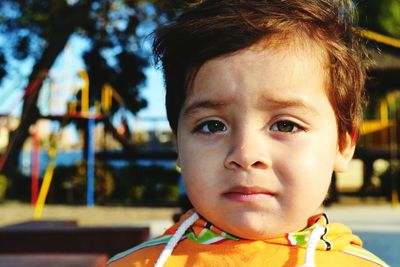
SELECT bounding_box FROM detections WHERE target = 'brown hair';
[153,0,367,148]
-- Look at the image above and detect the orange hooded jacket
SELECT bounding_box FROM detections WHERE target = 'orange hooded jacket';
[107,210,388,267]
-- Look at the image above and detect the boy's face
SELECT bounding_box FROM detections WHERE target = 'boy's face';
[176,40,354,239]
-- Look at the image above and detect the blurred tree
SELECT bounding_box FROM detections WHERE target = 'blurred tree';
[357,0,400,116]
[358,0,400,38]
[0,0,184,180]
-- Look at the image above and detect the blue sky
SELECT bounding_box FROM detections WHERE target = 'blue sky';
[138,67,166,119]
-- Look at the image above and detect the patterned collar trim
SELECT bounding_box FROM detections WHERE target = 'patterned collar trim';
[184,213,330,248]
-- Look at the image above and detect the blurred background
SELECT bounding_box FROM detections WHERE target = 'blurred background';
[0,0,399,266]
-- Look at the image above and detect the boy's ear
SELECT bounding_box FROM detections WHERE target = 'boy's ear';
[334,131,356,172]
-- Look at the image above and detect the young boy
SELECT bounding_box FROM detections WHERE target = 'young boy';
[108,1,388,266]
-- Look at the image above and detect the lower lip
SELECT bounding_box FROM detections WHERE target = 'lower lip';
[223,192,275,203]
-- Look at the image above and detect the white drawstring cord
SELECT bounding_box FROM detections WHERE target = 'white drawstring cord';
[154,212,200,267]
[301,225,325,267]
[155,213,324,267]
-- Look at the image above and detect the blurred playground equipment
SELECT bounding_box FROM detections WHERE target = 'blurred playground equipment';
[0,65,177,214]
[349,30,400,206]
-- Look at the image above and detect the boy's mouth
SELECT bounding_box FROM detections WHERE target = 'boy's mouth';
[222,186,276,203]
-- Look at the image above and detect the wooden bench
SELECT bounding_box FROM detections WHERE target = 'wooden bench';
[0,253,108,267]
[0,220,150,257]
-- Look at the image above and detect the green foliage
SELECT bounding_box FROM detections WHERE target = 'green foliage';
[358,0,400,38]
[50,162,180,205]
[51,160,115,204]
[379,0,400,38]
[112,163,180,205]
[377,164,400,200]
[131,165,180,203]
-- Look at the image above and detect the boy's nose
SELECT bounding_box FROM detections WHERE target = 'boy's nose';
[224,132,270,171]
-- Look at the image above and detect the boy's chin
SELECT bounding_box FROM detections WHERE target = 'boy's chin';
[211,212,309,240]
[215,218,283,240]
[235,230,281,240]
[230,223,306,240]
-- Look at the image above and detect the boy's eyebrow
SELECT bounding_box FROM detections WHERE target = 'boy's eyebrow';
[182,95,321,116]
[258,96,320,115]
[182,99,228,117]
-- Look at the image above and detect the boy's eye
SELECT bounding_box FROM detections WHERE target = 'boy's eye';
[195,120,227,134]
[270,120,300,133]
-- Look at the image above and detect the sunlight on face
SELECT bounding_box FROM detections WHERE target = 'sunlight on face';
[176,39,352,239]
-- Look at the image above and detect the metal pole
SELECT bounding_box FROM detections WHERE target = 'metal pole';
[387,93,399,207]
[87,116,95,207]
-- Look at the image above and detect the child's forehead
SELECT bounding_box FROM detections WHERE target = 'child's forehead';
[187,35,328,91]
[187,33,328,92]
